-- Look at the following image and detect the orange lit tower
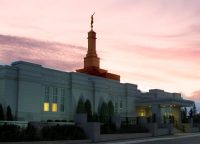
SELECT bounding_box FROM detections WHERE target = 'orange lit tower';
[76,14,120,81]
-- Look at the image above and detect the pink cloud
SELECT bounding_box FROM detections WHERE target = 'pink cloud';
[0,34,86,71]
[130,45,200,62]
[188,90,200,101]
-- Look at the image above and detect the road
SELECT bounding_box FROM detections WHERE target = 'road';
[104,133,200,144]
[2,133,200,144]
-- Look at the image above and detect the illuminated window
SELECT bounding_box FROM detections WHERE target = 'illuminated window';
[52,103,58,112]
[53,87,58,103]
[44,103,49,112]
[140,110,145,117]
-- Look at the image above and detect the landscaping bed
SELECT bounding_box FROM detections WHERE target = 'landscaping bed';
[0,124,87,142]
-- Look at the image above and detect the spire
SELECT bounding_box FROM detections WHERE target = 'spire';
[76,14,120,81]
[83,13,100,68]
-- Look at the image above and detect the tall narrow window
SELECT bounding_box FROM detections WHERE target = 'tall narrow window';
[52,103,57,112]
[60,88,65,112]
[53,87,58,103]
[44,86,50,112]
[52,87,58,112]
[44,102,49,112]
[45,86,50,102]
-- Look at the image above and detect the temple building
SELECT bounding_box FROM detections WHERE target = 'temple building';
[0,16,193,125]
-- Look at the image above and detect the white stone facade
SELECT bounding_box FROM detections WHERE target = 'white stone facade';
[0,61,139,121]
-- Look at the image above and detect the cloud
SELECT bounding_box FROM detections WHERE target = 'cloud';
[189,90,200,100]
[131,45,200,61]
[0,34,86,71]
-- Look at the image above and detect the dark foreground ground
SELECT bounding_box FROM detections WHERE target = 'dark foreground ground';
[1,133,200,144]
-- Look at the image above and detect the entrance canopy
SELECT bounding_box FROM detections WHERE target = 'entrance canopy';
[136,98,194,107]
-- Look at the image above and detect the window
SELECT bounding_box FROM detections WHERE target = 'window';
[52,103,58,112]
[44,102,49,112]
[44,86,50,112]
[140,111,145,117]
[45,86,50,102]
[53,87,58,103]
[60,88,65,112]
[120,101,123,108]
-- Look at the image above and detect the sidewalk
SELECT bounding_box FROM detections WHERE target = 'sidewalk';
[102,132,200,144]
[0,140,91,144]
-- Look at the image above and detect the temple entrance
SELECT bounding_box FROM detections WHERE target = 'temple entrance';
[160,105,181,125]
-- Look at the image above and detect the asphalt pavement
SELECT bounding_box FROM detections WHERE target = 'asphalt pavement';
[103,133,200,144]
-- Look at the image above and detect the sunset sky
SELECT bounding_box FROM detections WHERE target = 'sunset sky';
[0,0,200,100]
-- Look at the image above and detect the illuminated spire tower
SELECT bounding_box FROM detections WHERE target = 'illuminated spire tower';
[76,14,120,81]
[84,14,100,68]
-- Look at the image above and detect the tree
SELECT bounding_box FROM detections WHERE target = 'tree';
[0,104,4,120]
[85,100,92,121]
[189,108,193,119]
[76,99,86,113]
[193,103,197,117]
[181,107,188,123]
[6,106,13,121]
[107,101,114,117]
[91,112,99,122]
[99,102,109,123]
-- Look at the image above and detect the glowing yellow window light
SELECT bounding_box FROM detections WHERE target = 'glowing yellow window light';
[52,103,58,112]
[140,110,145,117]
[44,103,49,112]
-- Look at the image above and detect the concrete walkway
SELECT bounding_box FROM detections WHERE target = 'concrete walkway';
[103,133,200,144]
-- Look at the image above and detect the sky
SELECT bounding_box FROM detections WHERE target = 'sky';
[0,0,200,100]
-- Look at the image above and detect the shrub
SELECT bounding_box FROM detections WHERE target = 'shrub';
[108,101,114,117]
[0,124,22,142]
[101,123,116,134]
[76,99,86,113]
[181,107,189,123]
[24,124,38,141]
[119,124,148,133]
[6,106,13,121]
[41,125,87,140]
[0,104,4,120]
[91,113,99,122]
[99,102,109,123]
[194,113,200,123]
[0,124,86,141]
[85,100,92,121]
